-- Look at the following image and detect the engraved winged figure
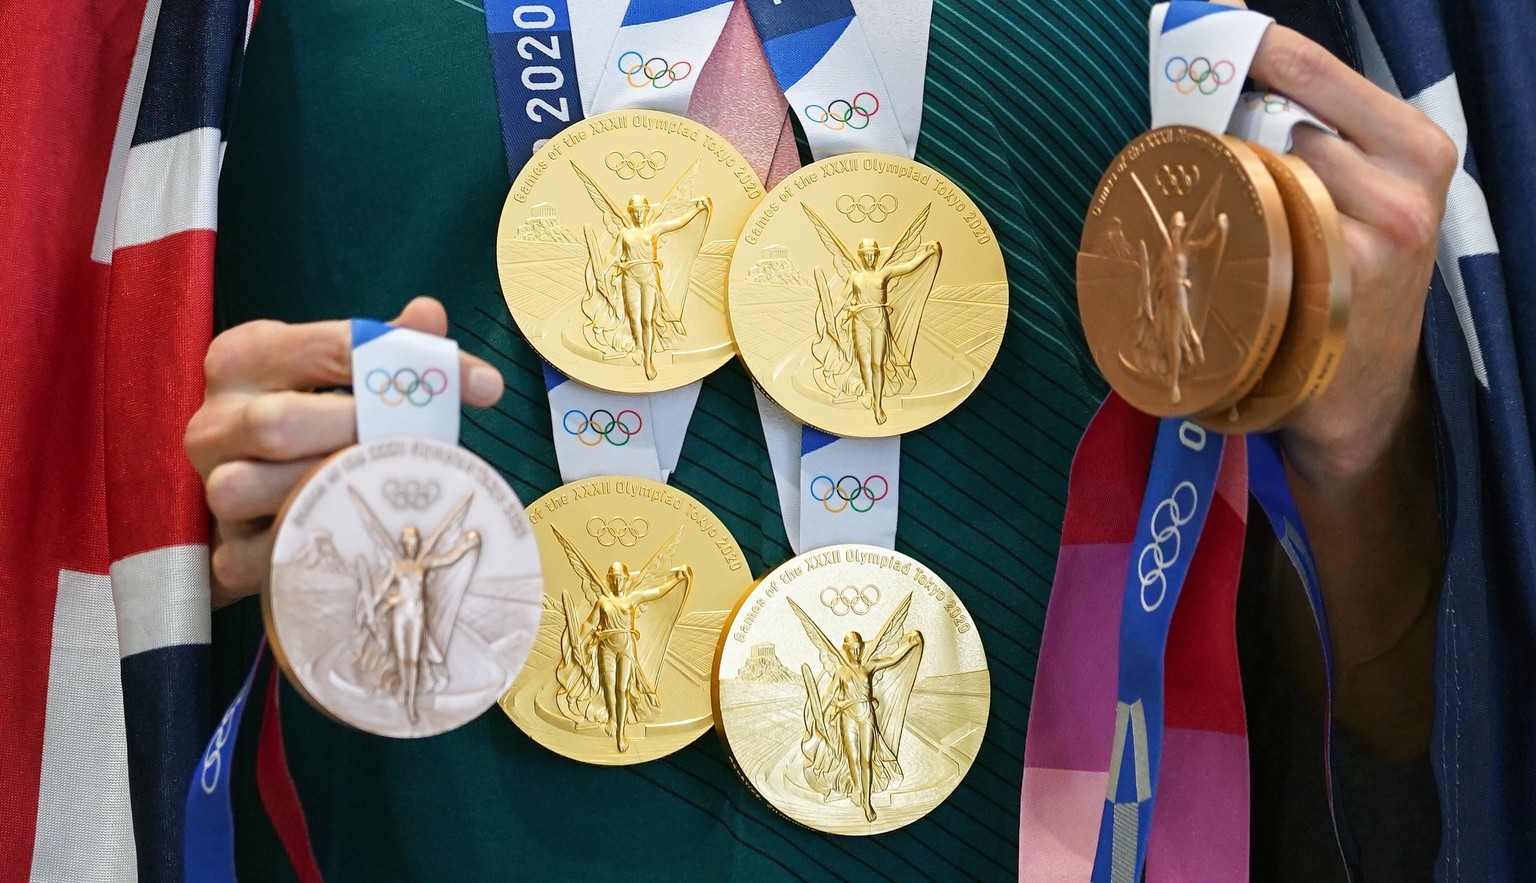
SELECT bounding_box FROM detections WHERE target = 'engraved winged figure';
[574,159,712,380]
[792,593,924,822]
[348,487,481,724]
[1112,172,1230,405]
[805,203,942,424]
[551,525,694,752]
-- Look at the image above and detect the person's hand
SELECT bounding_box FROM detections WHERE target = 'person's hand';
[185,297,505,606]
[1241,21,1453,761]
[1248,25,1457,488]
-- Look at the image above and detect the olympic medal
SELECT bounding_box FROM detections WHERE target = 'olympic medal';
[1078,126,1293,416]
[1200,145,1349,433]
[713,545,989,835]
[727,153,1008,438]
[266,437,544,739]
[499,476,751,765]
[497,109,765,394]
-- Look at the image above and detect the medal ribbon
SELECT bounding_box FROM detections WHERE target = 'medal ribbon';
[738,0,928,552]
[1091,418,1226,882]
[1019,397,1249,881]
[184,641,265,881]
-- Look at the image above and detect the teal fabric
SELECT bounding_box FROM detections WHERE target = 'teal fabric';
[212,0,1154,878]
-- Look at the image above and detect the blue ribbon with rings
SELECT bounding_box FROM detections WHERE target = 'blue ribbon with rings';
[1091,418,1224,883]
[183,641,265,882]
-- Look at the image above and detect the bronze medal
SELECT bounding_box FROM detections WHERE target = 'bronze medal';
[1078,126,1292,417]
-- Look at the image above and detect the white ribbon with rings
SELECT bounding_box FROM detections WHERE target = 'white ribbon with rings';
[741,0,933,553]
[1228,90,1336,153]
[1148,1,1271,132]
[351,319,461,444]
[544,0,736,484]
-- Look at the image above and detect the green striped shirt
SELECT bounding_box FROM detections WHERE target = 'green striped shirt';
[214,0,1150,878]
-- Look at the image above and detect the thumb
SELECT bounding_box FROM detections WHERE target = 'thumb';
[391,296,449,336]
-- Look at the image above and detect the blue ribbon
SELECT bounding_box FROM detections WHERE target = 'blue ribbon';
[1247,432,1346,858]
[483,0,583,177]
[183,641,265,882]
[1091,418,1224,883]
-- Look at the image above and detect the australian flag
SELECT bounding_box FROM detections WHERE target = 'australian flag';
[0,0,255,880]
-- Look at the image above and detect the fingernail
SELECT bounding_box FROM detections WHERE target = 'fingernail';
[467,366,503,402]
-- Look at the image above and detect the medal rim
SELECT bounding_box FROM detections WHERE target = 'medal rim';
[1199,147,1350,433]
[496,108,766,395]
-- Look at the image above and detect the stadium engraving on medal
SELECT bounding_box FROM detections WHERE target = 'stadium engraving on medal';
[500,476,751,765]
[266,437,543,739]
[728,154,1008,438]
[1079,126,1292,417]
[713,545,989,835]
[498,109,765,394]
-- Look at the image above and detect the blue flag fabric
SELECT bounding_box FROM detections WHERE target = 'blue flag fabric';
[1255,0,1536,877]
[1349,0,1536,878]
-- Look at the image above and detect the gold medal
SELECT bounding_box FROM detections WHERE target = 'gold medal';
[713,545,989,835]
[497,110,765,393]
[1079,127,1293,418]
[1200,145,1349,432]
[499,475,751,764]
[727,153,1008,438]
[266,437,544,739]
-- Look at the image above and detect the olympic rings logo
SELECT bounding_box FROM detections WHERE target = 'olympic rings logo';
[1155,163,1200,197]
[835,193,897,223]
[1164,56,1236,96]
[617,51,692,89]
[804,92,879,131]
[1137,480,1197,613]
[588,516,649,548]
[198,699,239,795]
[383,479,440,511]
[364,367,448,408]
[563,408,644,447]
[808,475,888,514]
[606,149,667,181]
[1255,93,1292,114]
[820,584,880,617]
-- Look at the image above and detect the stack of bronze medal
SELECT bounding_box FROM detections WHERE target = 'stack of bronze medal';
[1077,101,1350,433]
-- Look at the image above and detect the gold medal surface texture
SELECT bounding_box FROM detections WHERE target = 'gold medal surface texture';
[713,545,989,835]
[500,476,751,765]
[1201,145,1349,433]
[728,153,1008,438]
[498,110,765,393]
[266,437,544,739]
[1079,126,1293,417]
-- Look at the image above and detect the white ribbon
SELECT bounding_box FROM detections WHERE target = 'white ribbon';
[1148,2,1272,133]
[351,320,461,444]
